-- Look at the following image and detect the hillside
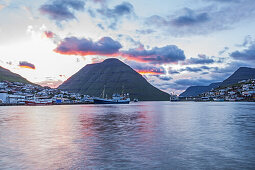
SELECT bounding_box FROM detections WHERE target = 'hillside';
[58,58,170,101]
[180,82,221,97]
[180,67,255,97]
[0,66,31,84]
[220,67,255,87]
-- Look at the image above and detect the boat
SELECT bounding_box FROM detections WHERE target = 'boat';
[93,95,130,104]
[93,86,130,104]
[170,93,179,101]
[201,97,210,101]
[133,98,139,102]
[213,98,224,102]
[25,97,53,106]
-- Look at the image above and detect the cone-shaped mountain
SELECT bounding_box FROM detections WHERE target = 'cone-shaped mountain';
[58,58,170,101]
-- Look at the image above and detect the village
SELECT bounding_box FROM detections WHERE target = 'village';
[0,81,93,105]
[198,79,255,101]
[177,79,255,102]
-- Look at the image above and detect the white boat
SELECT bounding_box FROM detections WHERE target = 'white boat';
[213,98,224,102]
[170,93,179,101]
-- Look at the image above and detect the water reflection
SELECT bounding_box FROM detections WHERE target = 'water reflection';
[0,102,255,169]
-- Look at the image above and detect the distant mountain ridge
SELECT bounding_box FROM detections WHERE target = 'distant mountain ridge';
[58,58,170,101]
[180,82,221,97]
[180,67,255,97]
[220,67,255,87]
[0,66,31,84]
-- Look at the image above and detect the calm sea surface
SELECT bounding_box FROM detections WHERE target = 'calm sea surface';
[0,102,255,169]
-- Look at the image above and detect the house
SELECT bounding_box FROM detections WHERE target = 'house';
[0,91,8,103]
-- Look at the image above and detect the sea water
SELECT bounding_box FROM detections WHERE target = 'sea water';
[0,102,255,169]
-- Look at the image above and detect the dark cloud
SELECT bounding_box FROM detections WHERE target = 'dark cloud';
[182,67,203,72]
[97,2,134,29]
[54,36,122,56]
[172,8,210,26]
[179,66,212,73]
[146,0,255,35]
[97,23,105,30]
[117,34,142,47]
[208,61,253,81]
[168,69,180,74]
[54,35,186,65]
[121,45,186,64]
[175,78,215,86]
[230,43,255,61]
[39,0,85,23]
[184,54,215,64]
[157,76,172,81]
[19,61,35,69]
[237,35,254,47]
[218,47,229,55]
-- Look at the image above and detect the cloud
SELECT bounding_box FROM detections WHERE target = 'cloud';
[97,2,133,17]
[171,8,210,26]
[37,79,63,88]
[174,78,215,86]
[218,47,229,55]
[168,68,180,74]
[136,29,155,34]
[237,35,254,47]
[121,45,186,64]
[230,43,255,61]
[146,0,255,35]
[179,66,212,73]
[19,61,35,69]
[54,35,186,64]
[157,76,172,81]
[96,2,134,29]
[183,54,215,64]
[206,0,240,3]
[92,0,108,4]
[44,31,55,38]
[126,61,166,75]
[39,0,85,23]
[0,4,5,11]
[181,67,203,72]
[54,36,122,56]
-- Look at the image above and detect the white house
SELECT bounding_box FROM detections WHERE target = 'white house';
[0,92,8,103]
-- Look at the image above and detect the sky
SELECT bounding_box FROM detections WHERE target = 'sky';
[1,0,255,94]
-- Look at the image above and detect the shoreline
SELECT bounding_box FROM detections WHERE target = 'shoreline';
[0,102,94,107]
[0,101,255,106]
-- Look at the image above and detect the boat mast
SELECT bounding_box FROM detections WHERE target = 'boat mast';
[102,85,105,99]
[122,85,124,96]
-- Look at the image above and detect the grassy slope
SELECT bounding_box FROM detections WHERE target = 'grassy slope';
[59,59,170,101]
[0,66,31,84]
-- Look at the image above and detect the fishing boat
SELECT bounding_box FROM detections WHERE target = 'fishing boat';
[93,86,130,104]
[25,97,53,106]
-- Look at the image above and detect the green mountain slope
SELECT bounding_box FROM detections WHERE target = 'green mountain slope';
[220,67,255,87]
[180,82,221,97]
[0,66,31,84]
[58,58,170,101]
